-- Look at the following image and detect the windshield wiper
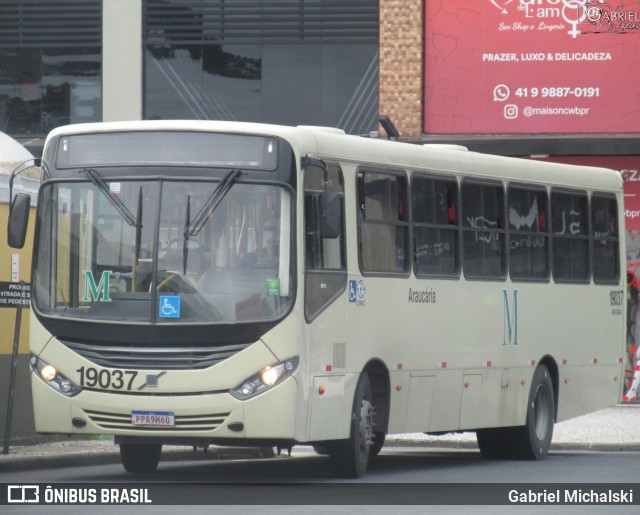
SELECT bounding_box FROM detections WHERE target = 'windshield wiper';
[80,168,138,227]
[182,195,191,275]
[185,168,242,238]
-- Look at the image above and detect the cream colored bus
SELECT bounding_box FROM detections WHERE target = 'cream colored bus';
[8,121,625,478]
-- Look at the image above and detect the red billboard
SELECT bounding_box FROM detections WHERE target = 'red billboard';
[424,1,640,134]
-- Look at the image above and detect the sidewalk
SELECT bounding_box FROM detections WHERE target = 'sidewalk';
[386,403,640,451]
[1,404,639,472]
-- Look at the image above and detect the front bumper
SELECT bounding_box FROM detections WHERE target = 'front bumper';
[31,370,299,441]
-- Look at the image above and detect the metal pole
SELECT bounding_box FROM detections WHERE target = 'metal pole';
[3,305,22,454]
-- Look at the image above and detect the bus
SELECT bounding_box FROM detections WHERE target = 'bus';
[7,121,625,478]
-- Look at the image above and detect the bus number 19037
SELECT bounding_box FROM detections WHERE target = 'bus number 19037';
[76,367,138,390]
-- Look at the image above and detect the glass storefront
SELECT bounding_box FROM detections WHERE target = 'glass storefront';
[143,1,379,134]
[0,1,102,138]
[0,48,101,136]
[1,1,378,138]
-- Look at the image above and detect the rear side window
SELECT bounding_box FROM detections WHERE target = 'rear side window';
[591,195,619,284]
[551,190,589,282]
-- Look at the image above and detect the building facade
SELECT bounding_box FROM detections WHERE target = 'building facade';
[1,0,380,141]
[4,1,638,156]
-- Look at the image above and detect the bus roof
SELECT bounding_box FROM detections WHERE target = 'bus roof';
[44,121,623,193]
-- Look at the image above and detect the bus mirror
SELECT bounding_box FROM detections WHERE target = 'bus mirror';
[321,191,342,239]
[8,193,31,249]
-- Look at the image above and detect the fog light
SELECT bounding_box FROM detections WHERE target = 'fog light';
[60,379,73,393]
[240,383,254,396]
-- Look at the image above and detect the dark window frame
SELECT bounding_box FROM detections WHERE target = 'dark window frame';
[304,159,347,322]
[507,183,551,283]
[356,167,410,277]
[591,193,620,285]
[551,188,590,284]
[461,179,507,280]
[410,172,461,279]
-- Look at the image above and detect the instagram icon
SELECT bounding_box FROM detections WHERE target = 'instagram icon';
[504,104,519,119]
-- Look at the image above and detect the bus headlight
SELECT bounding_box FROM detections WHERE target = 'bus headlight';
[31,355,82,397]
[230,357,298,400]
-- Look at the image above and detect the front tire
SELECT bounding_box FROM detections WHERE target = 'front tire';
[120,443,162,473]
[329,372,375,478]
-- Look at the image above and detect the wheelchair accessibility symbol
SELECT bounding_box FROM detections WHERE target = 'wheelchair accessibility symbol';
[159,295,181,318]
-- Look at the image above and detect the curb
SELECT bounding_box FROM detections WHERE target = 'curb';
[384,438,640,453]
[0,449,121,472]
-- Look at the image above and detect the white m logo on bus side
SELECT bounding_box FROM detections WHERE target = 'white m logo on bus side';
[503,289,519,346]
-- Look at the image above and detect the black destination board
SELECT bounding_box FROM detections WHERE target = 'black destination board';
[0,282,31,308]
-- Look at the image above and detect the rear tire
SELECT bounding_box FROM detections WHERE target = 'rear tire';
[120,443,162,473]
[477,365,554,460]
[329,372,375,478]
[515,364,555,459]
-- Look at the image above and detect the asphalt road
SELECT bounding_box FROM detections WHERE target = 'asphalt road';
[2,446,639,514]
[2,405,639,513]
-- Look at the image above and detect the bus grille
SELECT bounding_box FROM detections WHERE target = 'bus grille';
[83,409,230,432]
[62,341,250,370]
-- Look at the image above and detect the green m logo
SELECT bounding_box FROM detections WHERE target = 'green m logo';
[82,270,112,302]
[502,289,519,346]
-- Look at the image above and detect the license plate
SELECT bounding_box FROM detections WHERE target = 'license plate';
[131,410,175,427]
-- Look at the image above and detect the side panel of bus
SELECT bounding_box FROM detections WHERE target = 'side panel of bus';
[304,154,625,440]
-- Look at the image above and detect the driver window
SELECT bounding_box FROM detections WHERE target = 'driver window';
[304,160,346,321]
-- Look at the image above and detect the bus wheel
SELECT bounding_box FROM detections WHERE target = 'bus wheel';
[477,365,554,460]
[515,364,555,460]
[329,372,374,478]
[119,443,162,473]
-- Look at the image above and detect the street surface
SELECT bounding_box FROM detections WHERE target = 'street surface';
[2,446,639,514]
[2,406,639,514]
[1,445,639,484]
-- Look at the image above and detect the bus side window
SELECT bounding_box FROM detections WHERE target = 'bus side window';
[357,169,409,274]
[591,194,619,284]
[508,186,549,281]
[304,161,346,321]
[551,190,589,282]
[411,174,460,277]
[461,181,506,279]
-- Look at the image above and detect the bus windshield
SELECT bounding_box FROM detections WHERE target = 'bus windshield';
[33,176,292,324]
